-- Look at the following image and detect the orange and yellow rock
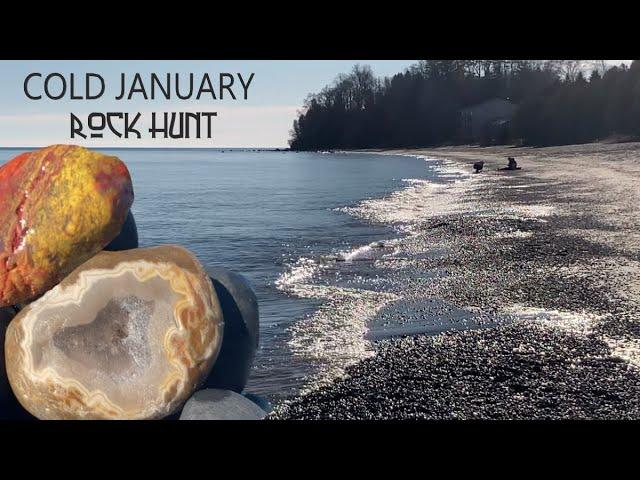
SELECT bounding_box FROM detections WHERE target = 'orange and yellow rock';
[0,145,134,307]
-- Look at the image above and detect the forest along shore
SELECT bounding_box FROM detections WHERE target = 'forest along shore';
[273,142,640,419]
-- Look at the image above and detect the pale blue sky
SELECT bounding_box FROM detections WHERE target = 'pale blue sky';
[0,60,417,148]
[0,60,631,148]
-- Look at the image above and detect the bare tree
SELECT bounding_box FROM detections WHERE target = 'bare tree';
[557,60,588,81]
[589,60,610,76]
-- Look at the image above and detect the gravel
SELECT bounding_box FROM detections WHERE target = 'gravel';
[272,143,640,420]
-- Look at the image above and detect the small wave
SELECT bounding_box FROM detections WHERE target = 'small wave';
[275,257,319,294]
[288,286,399,393]
[338,154,560,232]
[276,240,391,296]
[337,241,388,262]
[275,241,400,392]
[336,163,479,231]
[340,244,374,262]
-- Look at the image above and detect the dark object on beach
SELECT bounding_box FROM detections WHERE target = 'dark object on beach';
[427,221,448,230]
[499,157,521,171]
[104,210,138,251]
[473,161,484,173]
[204,266,259,393]
[179,389,267,420]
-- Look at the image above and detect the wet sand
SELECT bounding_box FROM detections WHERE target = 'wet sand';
[273,142,640,419]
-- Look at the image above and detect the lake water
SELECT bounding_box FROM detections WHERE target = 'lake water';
[0,148,441,401]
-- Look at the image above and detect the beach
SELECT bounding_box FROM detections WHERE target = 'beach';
[273,142,640,419]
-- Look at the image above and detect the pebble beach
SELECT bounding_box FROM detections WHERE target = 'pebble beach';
[273,142,640,420]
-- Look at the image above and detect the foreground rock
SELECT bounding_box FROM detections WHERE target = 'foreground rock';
[205,267,259,392]
[4,245,223,420]
[180,389,267,420]
[0,145,134,307]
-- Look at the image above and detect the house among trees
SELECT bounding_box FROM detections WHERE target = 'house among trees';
[458,98,517,145]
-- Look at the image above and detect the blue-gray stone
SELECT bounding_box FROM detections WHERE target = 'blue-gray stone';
[179,389,267,420]
[205,267,259,393]
[243,392,273,414]
[104,210,138,251]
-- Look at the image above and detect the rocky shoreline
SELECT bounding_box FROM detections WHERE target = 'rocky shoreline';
[273,143,640,420]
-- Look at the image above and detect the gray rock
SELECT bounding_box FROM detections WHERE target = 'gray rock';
[243,392,273,414]
[104,210,138,251]
[205,267,259,392]
[180,389,267,420]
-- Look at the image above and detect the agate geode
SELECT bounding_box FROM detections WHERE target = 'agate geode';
[4,245,224,420]
[0,145,134,307]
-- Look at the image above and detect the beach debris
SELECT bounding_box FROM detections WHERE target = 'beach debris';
[0,145,134,307]
[179,389,267,420]
[473,161,484,173]
[204,267,259,393]
[4,245,224,420]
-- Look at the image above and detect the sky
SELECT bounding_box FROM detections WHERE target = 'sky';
[0,60,632,148]
[0,61,417,148]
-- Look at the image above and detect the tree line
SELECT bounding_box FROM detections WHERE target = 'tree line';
[288,60,640,150]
